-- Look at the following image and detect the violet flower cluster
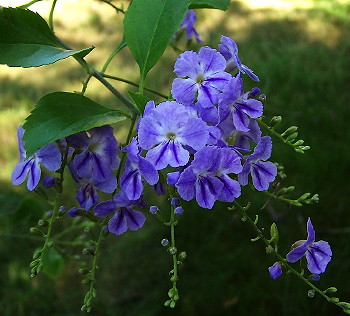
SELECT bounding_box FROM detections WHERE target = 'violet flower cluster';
[12,36,278,236]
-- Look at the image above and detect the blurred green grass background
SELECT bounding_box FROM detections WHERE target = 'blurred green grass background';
[0,0,350,315]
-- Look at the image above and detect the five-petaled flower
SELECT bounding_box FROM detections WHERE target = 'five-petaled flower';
[11,126,61,191]
[286,218,332,275]
[176,146,242,209]
[171,46,231,107]
[138,101,209,170]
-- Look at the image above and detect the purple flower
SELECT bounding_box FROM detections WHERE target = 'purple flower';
[11,126,61,191]
[120,138,159,200]
[238,136,277,191]
[94,191,146,236]
[178,9,202,42]
[69,163,117,210]
[218,36,259,81]
[171,47,231,107]
[268,262,283,280]
[138,101,209,170]
[218,115,261,150]
[176,146,242,209]
[219,74,263,132]
[286,218,332,274]
[67,125,119,183]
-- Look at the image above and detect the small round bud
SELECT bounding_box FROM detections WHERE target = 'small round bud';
[38,219,48,227]
[149,205,159,214]
[170,275,179,282]
[171,198,181,207]
[30,227,44,236]
[82,248,95,256]
[79,268,90,275]
[161,239,169,247]
[169,247,177,255]
[269,116,282,128]
[308,290,315,298]
[174,206,184,215]
[259,94,266,101]
[249,87,261,98]
[178,251,187,261]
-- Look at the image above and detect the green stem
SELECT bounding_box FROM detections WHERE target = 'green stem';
[101,73,168,99]
[263,190,297,205]
[42,192,61,250]
[115,114,137,184]
[170,205,178,285]
[18,0,45,8]
[54,36,138,114]
[98,0,125,14]
[48,0,58,31]
[139,75,145,95]
[231,201,337,306]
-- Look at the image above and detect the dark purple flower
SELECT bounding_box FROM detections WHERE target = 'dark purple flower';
[219,74,263,132]
[120,138,159,200]
[171,198,181,206]
[69,163,117,210]
[218,36,259,81]
[67,125,119,184]
[172,47,231,107]
[238,136,277,191]
[43,176,57,188]
[176,146,242,209]
[138,101,209,170]
[286,218,332,274]
[268,262,283,280]
[94,191,146,236]
[11,126,61,191]
[178,9,202,42]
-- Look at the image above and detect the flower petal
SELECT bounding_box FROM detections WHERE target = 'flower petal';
[217,175,241,202]
[36,143,61,172]
[108,211,128,235]
[94,200,117,217]
[120,168,143,200]
[125,208,146,231]
[195,175,223,209]
[171,78,197,106]
[306,240,332,274]
[11,159,33,186]
[251,161,277,191]
[175,167,197,201]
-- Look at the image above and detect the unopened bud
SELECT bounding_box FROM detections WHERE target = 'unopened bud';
[269,116,282,128]
[281,126,298,137]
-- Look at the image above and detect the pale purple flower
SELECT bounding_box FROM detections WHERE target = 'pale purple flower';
[176,146,242,209]
[219,74,263,132]
[120,137,159,200]
[11,126,61,191]
[138,101,209,170]
[286,218,332,274]
[67,125,119,184]
[238,136,277,191]
[268,262,283,280]
[172,47,231,107]
[178,9,202,42]
[218,36,259,81]
[94,191,146,236]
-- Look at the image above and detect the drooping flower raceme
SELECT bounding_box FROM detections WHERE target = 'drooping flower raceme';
[218,35,259,81]
[238,136,277,191]
[11,126,61,191]
[67,125,119,185]
[219,74,263,132]
[286,218,332,275]
[176,146,242,209]
[120,137,159,200]
[177,9,202,43]
[171,46,231,107]
[138,101,209,170]
[94,191,146,236]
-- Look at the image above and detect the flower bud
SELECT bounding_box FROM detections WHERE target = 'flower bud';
[269,116,282,128]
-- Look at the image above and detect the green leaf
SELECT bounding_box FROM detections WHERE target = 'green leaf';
[128,91,151,114]
[124,0,188,81]
[189,0,230,10]
[42,248,65,279]
[23,92,128,156]
[0,7,94,67]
